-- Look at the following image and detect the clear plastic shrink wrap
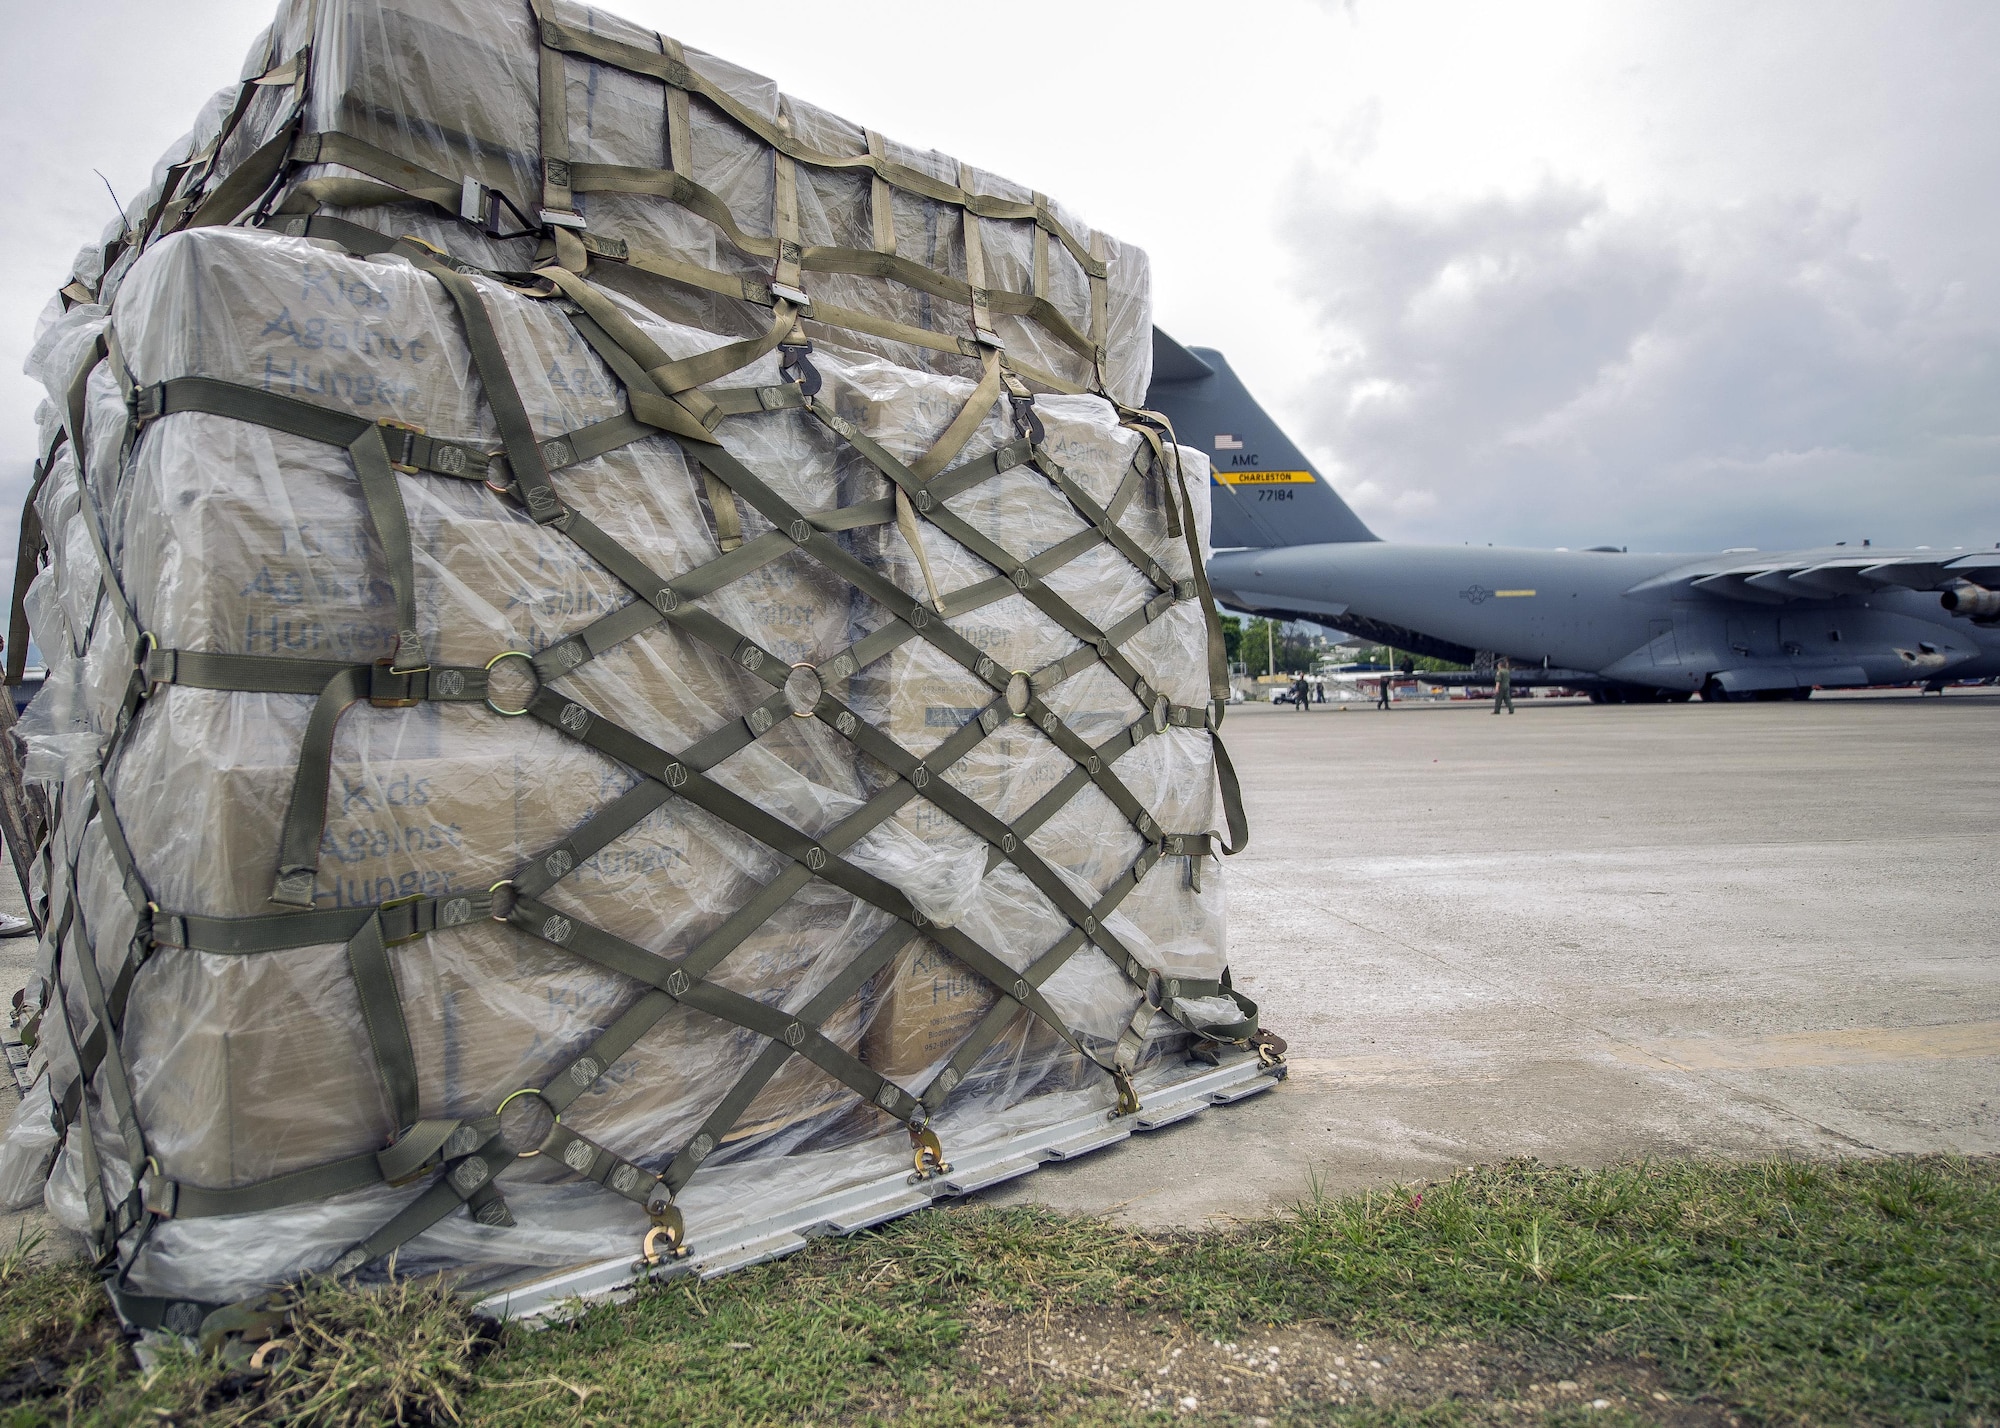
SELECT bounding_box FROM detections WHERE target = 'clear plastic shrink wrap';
[0,0,1260,1323]
[60,0,1153,409]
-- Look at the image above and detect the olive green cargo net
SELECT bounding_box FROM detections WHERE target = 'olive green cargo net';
[13,0,1262,1334]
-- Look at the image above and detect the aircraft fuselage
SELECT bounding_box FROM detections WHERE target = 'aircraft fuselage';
[1210,542,2000,693]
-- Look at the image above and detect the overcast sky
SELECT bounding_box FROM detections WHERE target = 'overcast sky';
[2,0,1996,593]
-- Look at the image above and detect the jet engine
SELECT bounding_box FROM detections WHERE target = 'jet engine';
[1940,583,2000,622]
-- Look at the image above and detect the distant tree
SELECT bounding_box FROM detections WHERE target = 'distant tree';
[1274,626,1319,671]
[1222,616,1342,676]
[1361,644,1469,673]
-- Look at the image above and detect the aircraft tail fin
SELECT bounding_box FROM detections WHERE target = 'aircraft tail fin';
[1144,330,1377,550]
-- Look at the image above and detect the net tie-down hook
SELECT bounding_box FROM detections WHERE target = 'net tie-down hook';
[641,1196,690,1266]
[1254,1029,1289,1069]
[1110,1066,1141,1119]
[907,1123,951,1183]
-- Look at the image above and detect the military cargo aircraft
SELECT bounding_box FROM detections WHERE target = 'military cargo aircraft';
[1146,331,2000,701]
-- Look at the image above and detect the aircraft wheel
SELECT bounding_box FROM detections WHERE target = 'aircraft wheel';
[1587,691,1605,704]
[1665,691,1693,703]
[1698,679,1730,702]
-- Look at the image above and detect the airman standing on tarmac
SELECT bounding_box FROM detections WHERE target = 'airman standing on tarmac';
[1492,656,1514,715]
[1293,672,1312,712]
[1376,673,1391,709]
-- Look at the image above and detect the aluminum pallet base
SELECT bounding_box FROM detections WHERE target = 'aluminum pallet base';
[475,1052,1284,1324]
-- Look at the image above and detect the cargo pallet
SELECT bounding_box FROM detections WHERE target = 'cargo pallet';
[480,1050,1283,1323]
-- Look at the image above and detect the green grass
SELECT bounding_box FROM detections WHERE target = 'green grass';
[1,1156,1994,1425]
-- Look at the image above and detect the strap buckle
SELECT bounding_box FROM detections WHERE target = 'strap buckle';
[381,1148,444,1190]
[146,903,189,951]
[1009,393,1044,445]
[376,418,424,474]
[129,383,165,424]
[780,343,822,397]
[141,1157,176,1219]
[368,659,427,708]
[132,632,165,698]
[458,177,491,227]
[377,892,428,948]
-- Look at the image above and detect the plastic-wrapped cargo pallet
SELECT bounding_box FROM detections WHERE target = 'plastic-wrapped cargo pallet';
[0,0,1280,1331]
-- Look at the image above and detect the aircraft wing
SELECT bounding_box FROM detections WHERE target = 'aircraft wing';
[1626,551,2000,603]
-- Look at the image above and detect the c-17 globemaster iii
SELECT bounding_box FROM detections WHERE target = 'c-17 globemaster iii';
[1145,331,2000,700]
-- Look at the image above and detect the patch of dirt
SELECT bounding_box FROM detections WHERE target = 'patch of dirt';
[0,1288,125,1410]
[959,1304,1737,1423]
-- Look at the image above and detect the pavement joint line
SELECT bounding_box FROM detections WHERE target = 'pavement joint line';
[1234,863,1893,1155]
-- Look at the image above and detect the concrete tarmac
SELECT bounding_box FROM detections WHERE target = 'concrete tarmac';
[987,688,2000,1226]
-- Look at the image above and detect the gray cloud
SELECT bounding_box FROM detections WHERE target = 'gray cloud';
[1286,178,2000,552]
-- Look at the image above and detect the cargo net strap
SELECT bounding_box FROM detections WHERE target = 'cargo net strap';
[78,2,1112,402]
[43,213,1252,1316]
[254,140,1098,399]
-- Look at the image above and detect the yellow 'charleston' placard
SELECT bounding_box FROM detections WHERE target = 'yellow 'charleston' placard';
[1215,470,1315,486]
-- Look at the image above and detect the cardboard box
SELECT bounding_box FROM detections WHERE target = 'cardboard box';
[860,938,997,1086]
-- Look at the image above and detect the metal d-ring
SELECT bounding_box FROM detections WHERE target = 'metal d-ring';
[1006,670,1032,718]
[484,649,538,716]
[133,631,161,696]
[785,661,822,717]
[487,879,515,922]
[496,1086,559,1158]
